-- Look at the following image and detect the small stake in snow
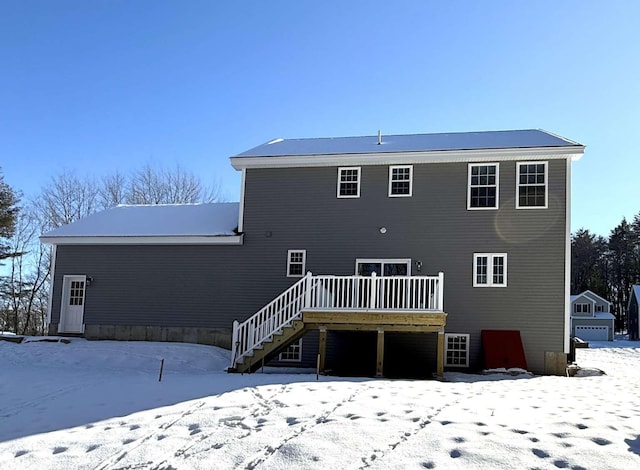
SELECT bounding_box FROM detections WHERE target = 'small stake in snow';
[316,353,320,381]
[158,358,164,382]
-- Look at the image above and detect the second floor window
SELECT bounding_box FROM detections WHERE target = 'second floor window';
[388,165,413,197]
[468,163,498,209]
[517,162,547,208]
[337,167,361,198]
[574,303,591,314]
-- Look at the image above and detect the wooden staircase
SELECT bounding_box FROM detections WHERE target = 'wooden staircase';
[229,320,306,373]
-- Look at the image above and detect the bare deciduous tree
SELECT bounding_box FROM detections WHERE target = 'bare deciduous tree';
[35,170,98,230]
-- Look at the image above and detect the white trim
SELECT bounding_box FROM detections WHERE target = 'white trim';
[231,146,584,170]
[355,258,412,276]
[58,274,86,334]
[279,338,303,362]
[473,253,507,287]
[564,157,571,353]
[516,161,548,209]
[337,167,361,198]
[287,249,306,278]
[467,162,499,210]
[46,245,57,326]
[444,333,470,367]
[388,165,413,197]
[40,235,244,245]
[238,168,246,233]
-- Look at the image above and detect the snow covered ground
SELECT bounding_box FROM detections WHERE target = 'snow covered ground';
[0,337,639,469]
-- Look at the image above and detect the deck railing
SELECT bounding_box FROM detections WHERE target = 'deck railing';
[231,272,444,368]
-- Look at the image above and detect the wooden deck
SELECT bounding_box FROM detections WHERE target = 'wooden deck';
[303,309,447,377]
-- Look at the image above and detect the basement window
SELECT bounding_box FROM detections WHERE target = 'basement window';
[279,339,302,362]
[445,334,470,367]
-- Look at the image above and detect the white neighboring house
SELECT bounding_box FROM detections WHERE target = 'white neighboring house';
[570,290,615,341]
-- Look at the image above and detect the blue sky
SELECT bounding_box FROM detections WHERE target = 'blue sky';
[1,1,638,236]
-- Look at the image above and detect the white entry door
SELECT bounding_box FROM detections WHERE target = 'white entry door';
[59,275,86,333]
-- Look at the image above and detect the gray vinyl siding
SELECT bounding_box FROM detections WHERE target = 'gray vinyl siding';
[241,160,568,374]
[51,158,568,374]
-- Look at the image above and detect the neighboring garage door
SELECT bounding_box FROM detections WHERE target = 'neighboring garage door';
[575,326,608,341]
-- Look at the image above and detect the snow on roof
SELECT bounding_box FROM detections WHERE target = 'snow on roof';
[41,203,239,239]
[234,129,583,158]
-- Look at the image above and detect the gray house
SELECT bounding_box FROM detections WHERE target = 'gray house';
[41,129,585,376]
[569,290,614,341]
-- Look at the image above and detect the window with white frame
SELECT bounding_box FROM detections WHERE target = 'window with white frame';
[473,253,507,287]
[596,305,604,312]
[337,167,361,198]
[287,250,306,277]
[517,162,547,208]
[279,339,302,362]
[574,303,592,314]
[468,163,499,209]
[388,165,413,197]
[445,334,469,367]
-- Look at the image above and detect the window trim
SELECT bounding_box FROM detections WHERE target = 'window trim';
[337,167,361,198]
[279,338,303,362]
[473,253,507,287]
[287,250,306,278]
[388,165,413,197]
[467,163,499,210]
[444,333,470,368]
[516,161,548,209]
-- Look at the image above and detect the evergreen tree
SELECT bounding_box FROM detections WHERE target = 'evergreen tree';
[0,169,20,260]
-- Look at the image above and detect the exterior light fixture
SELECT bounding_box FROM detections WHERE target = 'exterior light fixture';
[379,227,387,234]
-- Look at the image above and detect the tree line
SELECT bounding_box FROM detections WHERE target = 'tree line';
[0,165,222,335]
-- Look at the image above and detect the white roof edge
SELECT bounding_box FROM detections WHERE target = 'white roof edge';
[581,290,611,305]
[231,147,585,170]
[40,234,244,246]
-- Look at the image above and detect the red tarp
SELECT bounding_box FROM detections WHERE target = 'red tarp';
[481,330,528,370]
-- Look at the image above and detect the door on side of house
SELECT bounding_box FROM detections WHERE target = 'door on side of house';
[59,275,86,333]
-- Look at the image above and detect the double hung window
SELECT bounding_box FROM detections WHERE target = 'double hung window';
[517,162,547,208]
[468,163,499,209]
[388,165,413,197]
[337,167,361,198]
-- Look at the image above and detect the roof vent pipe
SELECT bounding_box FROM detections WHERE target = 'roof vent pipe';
[377,130,382,145]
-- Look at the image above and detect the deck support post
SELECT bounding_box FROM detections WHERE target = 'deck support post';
[436,330,445,377]
[376,328,385,377]
[318,327,327,373]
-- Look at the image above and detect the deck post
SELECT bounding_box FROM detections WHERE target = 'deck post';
[230,320,239,368]
[437,272,445,311]
[376,328,384,377]
[436,330,445,377]
[304,271,313,308]
[318,327,327,372]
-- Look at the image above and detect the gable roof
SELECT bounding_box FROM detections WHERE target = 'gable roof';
[40,203,242,245]
[580,290,611,305]
[231,129,585,170]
